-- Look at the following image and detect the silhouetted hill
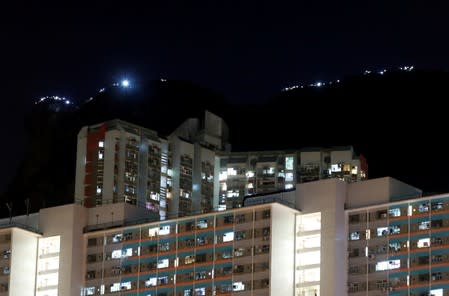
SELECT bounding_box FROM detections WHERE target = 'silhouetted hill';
[2,69,449,217]
[0,80,228,216]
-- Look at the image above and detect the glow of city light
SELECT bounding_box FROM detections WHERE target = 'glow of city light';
[121,79,130,87]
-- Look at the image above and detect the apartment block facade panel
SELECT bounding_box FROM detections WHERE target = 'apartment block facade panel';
[82,204,294,296]
[75,112,230,220]
[347,194,449,296]
[216,147,367,211]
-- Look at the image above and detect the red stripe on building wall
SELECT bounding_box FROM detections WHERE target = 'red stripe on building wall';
[84,123,106,207]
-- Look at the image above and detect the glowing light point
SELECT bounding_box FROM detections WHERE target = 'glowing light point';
[121,79,130,87]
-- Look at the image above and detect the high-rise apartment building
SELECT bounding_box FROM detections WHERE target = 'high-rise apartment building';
[75,119,168,215]
[75,112,230,219]
[0,175,431,296]
[215,146,367,210]
[75,114,367,217]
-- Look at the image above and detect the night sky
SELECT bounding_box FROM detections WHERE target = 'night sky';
[2,1,449,193]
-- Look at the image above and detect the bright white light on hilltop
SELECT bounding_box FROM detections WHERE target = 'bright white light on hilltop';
[121,79,130,87]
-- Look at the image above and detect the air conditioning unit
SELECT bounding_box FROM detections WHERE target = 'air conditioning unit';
[368,254,376,260]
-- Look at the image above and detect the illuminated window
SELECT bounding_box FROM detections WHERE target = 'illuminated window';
[234,248,245,257]
[389,242,401,252]
[123,248,132,257]
[432,202,444,210]
[417,238,430,248]
[389,225,400,235]
[223,232,234,242]
[418,203,429,213]
[377,227,388,237]
[285,172,294,182]
[285,184,294,189]
[120,282,131,290]
[98,151,103,159]
[285,156,294,170]
[158,276,169,285]
[145,277,157,287]
[299,251,320,266]
[157,258,169,269]
[219,171,228,181]
[2,267,9,275]
[112,234,123,243]
[299,267,320,282]
[111,250,121,259]
[195,287,206,295]
[110,283,120,292]
[263,167,275,175]
[159,225,170,235]
[430,289,443,296]
[298,234,320,249]
[196,219,208,229]
[148,227,158,237]
[389,208,401,217]
[233,282,245,291]
[99,141,104,148]
[245,171,254,178]
[227,168,237,176]
[419,221,430,230]
[220,183,227,191]
[161,165,167,174]
[185,255,195,264]
[159,242,170,251]
[299,213,321,232]
[350,232,360,240]
[331,164,341,172]
[2,249,10,259]
[375,260,400,271]
[149,192,159,201]
[85,287,95,295]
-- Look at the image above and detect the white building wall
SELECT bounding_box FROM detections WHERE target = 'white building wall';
[296,179,347,296]
[39,204,88,296]
[0,213,40,230]
[75,127,88,204]
[299,151,321,165]
[330,150,353,164]
[346,177,391,209]
[10,228,39,296]
[346,177,421,209]
[270,204,296,296]
[86,202,156,226]
[388,177,422,201]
